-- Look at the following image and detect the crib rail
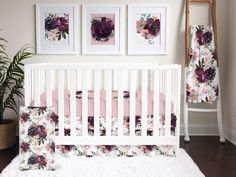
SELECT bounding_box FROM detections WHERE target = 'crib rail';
[24,63,181,146]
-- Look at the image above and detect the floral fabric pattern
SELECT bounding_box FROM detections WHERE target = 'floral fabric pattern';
[45,13,69,42]
[52,112,177,157]
[19,107,55,170]
[136,14,160,45]
[186,25,219,103]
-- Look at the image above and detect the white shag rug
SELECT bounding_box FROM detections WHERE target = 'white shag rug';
[0,149,205,177]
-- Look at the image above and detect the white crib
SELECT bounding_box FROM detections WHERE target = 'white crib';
[24,63,181,154]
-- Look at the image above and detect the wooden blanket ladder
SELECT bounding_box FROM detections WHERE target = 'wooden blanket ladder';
[184,0,225,143]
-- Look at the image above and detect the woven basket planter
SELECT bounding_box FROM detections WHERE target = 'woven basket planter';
[0,119,17,150]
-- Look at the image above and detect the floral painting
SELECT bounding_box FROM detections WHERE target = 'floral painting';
[36,4,77,54]
[186,25,219,103]
[128,6,167,55]
[19,106,55,170]
[91,14,115,45]
[45,13,69,43]
[82,5,122,54]
[136,14,160,45]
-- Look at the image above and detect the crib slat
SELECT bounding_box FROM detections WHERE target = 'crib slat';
[76,70,82,90]
[34,69,40,106]
[58,70,65,137]
[94,70,100,137]
[118,70,124,136]
[82,70,88,136]
[46,70,53,106]
[24,69,30,106]
[153,70,160,136]
[105,70,112,136]
[165,70,172,136]
[130,70,136,136]
[70,70,77,136]
[141,70,148,136]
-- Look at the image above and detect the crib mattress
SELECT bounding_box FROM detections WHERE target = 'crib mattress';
[40,90,174,117]
[0,149,204,177]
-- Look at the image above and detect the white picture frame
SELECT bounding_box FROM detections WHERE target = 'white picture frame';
[128,5,167,55]
[36,4,78,54]
[82,5,123,55]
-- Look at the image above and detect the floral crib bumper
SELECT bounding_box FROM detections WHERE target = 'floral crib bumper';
[51,113,177,157]
[186,25,219,103]
[40,90,177,157]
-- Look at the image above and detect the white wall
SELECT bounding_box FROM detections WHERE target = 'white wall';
[0,0,229,136]
[224,0,236,144]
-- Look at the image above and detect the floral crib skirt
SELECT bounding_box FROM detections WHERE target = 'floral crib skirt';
[186,25,219,103]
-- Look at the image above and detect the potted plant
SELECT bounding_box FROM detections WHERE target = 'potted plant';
[0,36,34,149]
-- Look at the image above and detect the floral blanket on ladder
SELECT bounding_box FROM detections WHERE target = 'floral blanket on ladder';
[186,25,219,103]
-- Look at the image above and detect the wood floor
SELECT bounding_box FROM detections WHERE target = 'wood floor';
[0,136,236,177]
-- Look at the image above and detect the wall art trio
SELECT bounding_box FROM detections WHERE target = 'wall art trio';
[36,4,167,55]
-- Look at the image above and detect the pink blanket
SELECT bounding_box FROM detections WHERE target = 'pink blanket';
[40,90,173,117]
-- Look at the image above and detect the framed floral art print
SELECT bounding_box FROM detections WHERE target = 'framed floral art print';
[128,5,167,55]
[82,5,123,55]
[36,4,78,54]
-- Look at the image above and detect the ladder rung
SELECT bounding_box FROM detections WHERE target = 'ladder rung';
[188,108,217,113]
[190,0,213,3]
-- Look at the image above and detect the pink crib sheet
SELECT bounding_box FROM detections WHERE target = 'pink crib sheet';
[40,90,173,117]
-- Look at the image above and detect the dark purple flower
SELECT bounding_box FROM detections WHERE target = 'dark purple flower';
[45,17,58,31]
[143,18,160,37]
[28,156,38,165]
[65,128,71,136]
[50,113,58,124]
[195,67,216,83]
[196,30,204,45]
[171,113,177,132]
[203,31,213,44]
[203,67,216,81]
[123,91,130,99]
[91,17,114,42]
[20,142,30,152]
[215,86,219,97]
[20,113,30,122]
[64,145,74,151]
[27,126,39,137]
[37,125,47,138]
[37,155,47,167]
[27,125,47,138]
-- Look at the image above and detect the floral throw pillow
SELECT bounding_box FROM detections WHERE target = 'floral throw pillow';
[19,106,55,170]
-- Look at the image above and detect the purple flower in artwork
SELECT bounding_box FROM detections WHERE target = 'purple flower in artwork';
[203,31,213,44]
[20,142,30,153]
[20,113,30,122]
[45,13,69,41]
[136,14,160,45]
[143,18,160,37]
[91,17,114,42]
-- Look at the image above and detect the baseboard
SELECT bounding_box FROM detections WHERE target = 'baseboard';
[224,127,236,145]
[180,124,219,136]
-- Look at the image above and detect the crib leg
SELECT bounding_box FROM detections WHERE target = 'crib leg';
[184,102,190,142]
